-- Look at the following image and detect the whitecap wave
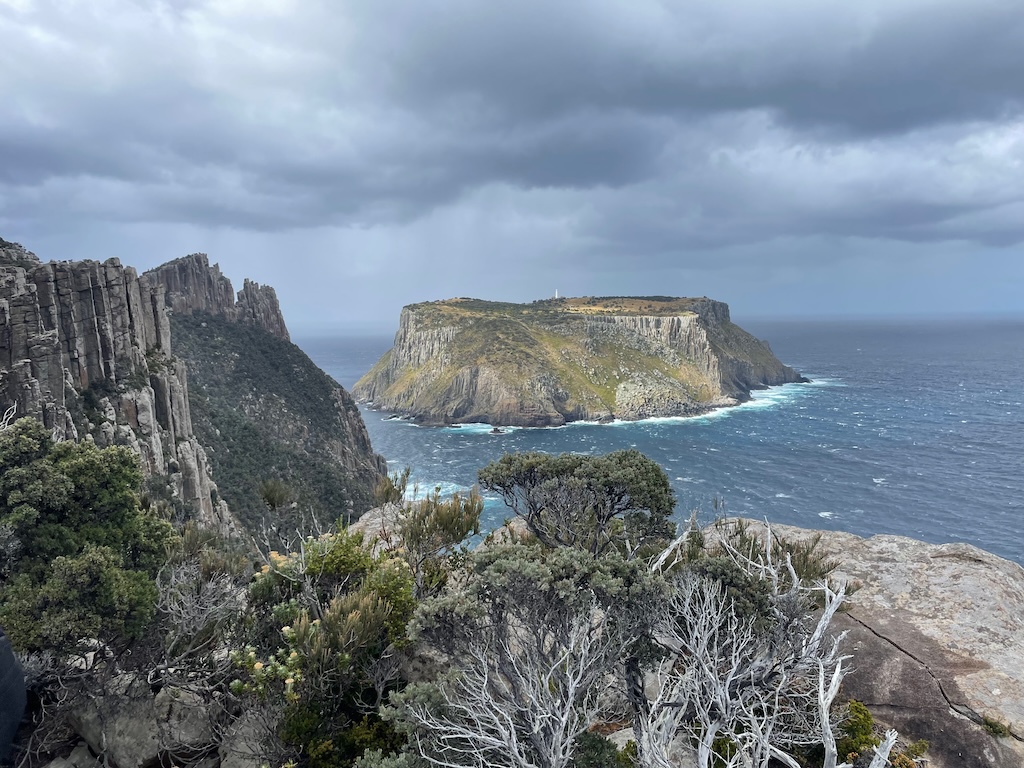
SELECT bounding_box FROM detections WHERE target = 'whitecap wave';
[404,480,472,500]
[441,422,524,435]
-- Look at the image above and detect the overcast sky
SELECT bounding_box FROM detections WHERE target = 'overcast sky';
[2,0,1023,334]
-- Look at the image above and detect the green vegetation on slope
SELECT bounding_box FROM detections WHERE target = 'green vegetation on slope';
[171,313,383,534]
[356,294,804,426]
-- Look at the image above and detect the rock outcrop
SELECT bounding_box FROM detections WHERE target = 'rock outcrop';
[0,250,235,533]
[751,522,1024,768]
[1,244,383,534]
[145,254,290,341]
[354,296,805,427]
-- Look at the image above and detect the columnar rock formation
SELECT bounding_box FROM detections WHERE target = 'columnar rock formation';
[1,242,355,534]
[355,296,806,427]
[145,254,290,341]
[0,243,237,533]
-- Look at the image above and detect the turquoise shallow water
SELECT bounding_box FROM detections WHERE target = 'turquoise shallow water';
[298,319,1024,565]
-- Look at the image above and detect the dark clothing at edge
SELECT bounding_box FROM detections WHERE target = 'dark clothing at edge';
[0,626,25,763]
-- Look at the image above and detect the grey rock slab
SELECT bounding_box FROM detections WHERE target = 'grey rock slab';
[745,522,1024,768]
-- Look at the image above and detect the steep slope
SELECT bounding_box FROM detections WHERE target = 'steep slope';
[0,241,235,533]
[1,241,385,535]
[354,296,806,427]
[141,254,387,533]
[167,310,386,532]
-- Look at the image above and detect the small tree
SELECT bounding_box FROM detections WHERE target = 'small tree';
[393,486,481,598]
[637,524,897,768]
[390,542,663,768]
[478,450,675,557]
[0,417,176,653]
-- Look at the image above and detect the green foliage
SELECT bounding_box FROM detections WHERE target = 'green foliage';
[238,519,423,767]
[260,478,294,510]
[689,556,773,626]
[311,529,374,582]
[571,732,634,768]
[0,417,176,653]
[2,545,158,651]
[374,468,410,507]
[835,700,878,761]
[394,485,481,597]
[712,518,841,587]
[478,449,675,557]
[983,716,1012,737]
[427,541,663,642]
[711,736,739,767]
[168,520,252,580]
[170,312,382,534]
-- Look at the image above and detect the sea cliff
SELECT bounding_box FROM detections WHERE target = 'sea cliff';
[354,296,806,426]
[0,239,384,532]
[0,239,235,532]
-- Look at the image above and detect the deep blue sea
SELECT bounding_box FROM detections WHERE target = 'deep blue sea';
[298,319,1024,566]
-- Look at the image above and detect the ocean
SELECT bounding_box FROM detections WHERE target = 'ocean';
[297,318,1024,566]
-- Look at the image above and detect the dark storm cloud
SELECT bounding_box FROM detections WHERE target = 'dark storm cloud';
[1,0,1023,287]
[364,0,1024,135]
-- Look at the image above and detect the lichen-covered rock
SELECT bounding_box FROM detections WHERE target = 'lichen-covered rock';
[745,522,1024,768]
[354,296,805,427]
[69,676,223,768]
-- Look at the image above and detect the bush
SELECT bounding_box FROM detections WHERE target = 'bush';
[0,418,176,653]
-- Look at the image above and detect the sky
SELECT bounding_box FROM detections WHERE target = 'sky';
[2,0,1023,335]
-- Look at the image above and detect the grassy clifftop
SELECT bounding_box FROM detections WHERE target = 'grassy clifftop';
[354,296,805,427]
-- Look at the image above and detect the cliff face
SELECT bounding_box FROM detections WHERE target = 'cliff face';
[354,296,805,427]
[142,256,385,531]
[1,245,384,535]
[0,247,235,534]
[145,254,290,341]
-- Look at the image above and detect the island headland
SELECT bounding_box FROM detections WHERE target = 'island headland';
[353,296,807,427]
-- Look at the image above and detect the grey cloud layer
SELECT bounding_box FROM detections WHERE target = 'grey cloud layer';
[1,0,1023,256]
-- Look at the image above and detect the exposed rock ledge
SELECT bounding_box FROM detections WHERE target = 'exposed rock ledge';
[747,522,1024,768]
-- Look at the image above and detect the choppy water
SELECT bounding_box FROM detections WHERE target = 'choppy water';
[298,319,1024,565]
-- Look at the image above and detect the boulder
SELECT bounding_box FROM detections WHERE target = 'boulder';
[218,709,278,768]
[759,523,1024,768]
[70,675,160,768]
[70,676,222,768]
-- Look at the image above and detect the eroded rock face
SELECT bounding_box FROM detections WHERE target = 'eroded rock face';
[0,238,40,269]
[0,253,236,534]
[761,523,1024,768]
[69,675,223,768]
[144,255,290,341]
[354,297,805,427]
